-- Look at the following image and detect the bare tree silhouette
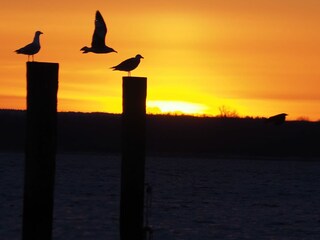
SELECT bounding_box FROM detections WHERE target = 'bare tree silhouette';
[218,105,239,118]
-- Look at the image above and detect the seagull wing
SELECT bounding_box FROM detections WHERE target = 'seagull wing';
[112,57,136,71]
[91,11,107,48]
[15,42,39,55]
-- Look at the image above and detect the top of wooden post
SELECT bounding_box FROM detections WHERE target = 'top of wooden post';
[123,76,147,80]
[26,61,59,67]
[26,62,59,82]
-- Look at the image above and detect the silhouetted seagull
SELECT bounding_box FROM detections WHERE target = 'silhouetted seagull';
[111,54,144,76]
[81,10,117,54]
[15,31,43,62]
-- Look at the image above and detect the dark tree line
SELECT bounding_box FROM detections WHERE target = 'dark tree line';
[1,110,320,159]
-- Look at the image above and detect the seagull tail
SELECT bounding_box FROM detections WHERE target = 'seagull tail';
[80,46,90,53]
[15,49,22,54]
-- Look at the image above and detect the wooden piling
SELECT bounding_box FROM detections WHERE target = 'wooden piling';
[120,77,147,240]
[23,62,59,240]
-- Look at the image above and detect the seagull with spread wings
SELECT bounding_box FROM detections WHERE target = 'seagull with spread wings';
[111,54,144,76]
[81,10,117,54]
[15,31,43,61]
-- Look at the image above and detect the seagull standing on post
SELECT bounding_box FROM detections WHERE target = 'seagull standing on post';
[15,31,43,62]
[81,10,117,54]
[111,54,144,76]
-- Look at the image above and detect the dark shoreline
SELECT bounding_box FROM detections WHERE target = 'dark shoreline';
[1,109,319,160]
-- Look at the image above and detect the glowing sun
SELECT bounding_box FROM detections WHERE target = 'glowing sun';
[147,100,208,115]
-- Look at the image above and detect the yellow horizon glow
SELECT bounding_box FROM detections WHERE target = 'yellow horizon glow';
[147,100,209,116]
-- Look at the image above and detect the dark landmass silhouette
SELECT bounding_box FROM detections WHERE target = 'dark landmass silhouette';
[1,110,319,159]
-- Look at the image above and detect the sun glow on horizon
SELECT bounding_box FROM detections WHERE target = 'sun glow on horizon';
[147,100,209,116]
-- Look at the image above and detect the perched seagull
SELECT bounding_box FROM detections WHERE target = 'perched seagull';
[111,54,144,76]
[81,10,117,54]
[15,31,43,62]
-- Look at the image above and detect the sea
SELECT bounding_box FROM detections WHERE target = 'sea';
[1,152,320,240]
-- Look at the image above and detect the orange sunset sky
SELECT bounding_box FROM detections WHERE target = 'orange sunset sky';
[1,0,320,120]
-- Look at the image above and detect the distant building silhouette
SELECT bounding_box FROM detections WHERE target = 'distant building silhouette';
[266,113,288,125]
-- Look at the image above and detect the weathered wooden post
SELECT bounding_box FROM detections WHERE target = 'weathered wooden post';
[120,76,147,240]
[23,62,59,240]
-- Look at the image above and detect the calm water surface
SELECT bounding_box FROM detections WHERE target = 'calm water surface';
[1,153,320,239]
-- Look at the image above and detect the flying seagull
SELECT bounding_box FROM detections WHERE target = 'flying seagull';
[15,31,43,61]
[111,54,144,76]
[81,10,117,54]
